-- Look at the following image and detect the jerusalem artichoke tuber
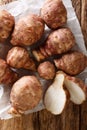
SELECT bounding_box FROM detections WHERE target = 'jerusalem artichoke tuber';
[54,51,87,75]
[9,76,42,115]
[33,28,75,61]
[38,61,55,80]
[6,46,36,71]
[11,14,45,46]
[41,0,67,29]
[57,71,87,104]
[44,72,69,115]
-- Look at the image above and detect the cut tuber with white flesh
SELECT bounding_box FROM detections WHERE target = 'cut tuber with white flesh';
[44,73,68,115]
[56,71,87,105]
[63,73,87,104]
[44,71,87,115]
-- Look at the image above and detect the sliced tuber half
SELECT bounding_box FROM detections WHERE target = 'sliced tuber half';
[57,71,87,104]
[44,73,68,115]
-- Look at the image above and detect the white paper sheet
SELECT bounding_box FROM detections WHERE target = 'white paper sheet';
[0,0,87,119]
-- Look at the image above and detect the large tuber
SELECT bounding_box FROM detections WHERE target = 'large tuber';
[11,14,45,46]
[41,0,67,29]
[54,51,87,75]
[9,76,42,115]
[33,28,75,61]
[6,46,36,71]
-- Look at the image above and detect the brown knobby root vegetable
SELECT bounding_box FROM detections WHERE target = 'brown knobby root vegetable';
[40,0,67,29]
[0,10,14,43]
[9,76,42,115]
[0,0,16,5]
[57,71,87,104]
[6,46,36,71]
[38,61,55,80]
[33,28,75,61]
[0,58,18,85]
[44,73,69,115]
[54,51,87,75]
[11,14,45,46]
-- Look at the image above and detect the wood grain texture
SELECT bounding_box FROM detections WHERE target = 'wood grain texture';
[0,0,87,130]
[81,0,87,47]
[39,103,80,130]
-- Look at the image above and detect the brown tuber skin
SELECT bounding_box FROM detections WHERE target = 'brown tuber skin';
[0,10,14,43]
[11,14,45,46]
[9,76,42,115]
[54,51,87,75]
[33,28,75,61]
[6,46,36,71]
[38,61,55,80]
[0,58,18,85]
[40,0,67,29]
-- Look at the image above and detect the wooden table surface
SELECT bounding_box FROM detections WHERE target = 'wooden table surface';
[0,0,87,130]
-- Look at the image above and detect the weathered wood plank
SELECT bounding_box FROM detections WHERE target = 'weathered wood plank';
[80,1,87,130]
[38,103,80,130]
[72,0,81,22]
[81,102,87,130]
[81,0,87,47]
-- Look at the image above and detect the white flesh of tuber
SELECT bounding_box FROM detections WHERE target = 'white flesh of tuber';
[44,73,67,115]
[44,71,87,115]
[64,77,86,104]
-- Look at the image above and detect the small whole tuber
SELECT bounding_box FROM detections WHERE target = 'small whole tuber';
[54,51,87,75]
[6,46,36,71]
[9,76,42,115]
[11,14,45,46]
[38,61,55,80]
[40,0,67,29]
[33,28,75,61]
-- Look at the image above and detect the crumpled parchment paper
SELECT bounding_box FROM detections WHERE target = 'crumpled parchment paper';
[0,0,87,119]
